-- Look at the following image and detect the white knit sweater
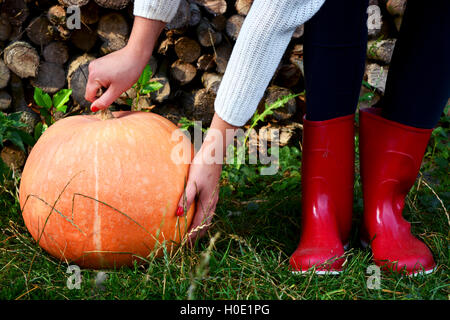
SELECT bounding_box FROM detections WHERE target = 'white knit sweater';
[134,0,325,126]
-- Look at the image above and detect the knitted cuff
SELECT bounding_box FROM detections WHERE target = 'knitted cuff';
[133,0,181,23]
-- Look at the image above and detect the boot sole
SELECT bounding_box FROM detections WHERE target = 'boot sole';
[360,239,437,276]
[290,242,349,275]
[406,266,437,277]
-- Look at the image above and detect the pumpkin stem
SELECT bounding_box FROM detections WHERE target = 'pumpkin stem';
[98,108,115,120]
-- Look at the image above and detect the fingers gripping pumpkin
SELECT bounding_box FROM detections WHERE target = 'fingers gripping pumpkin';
[19,111,195,269]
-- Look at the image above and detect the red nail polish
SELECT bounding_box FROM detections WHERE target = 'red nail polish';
[91,106,99,112]
[176,206,184,216]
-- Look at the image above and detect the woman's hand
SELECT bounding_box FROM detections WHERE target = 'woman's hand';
[178,151,223,244]
[85,47,147,111]
[177,113,238,245]
[85,17,165,111]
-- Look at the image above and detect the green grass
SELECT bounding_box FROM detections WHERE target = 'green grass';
[1,117,449,300]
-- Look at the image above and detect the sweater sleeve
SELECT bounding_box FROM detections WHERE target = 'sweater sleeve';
[133,0,181,23]
[214,0,325,127]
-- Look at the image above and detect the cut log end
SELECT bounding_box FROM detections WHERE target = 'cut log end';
[170,60,197,85]
[4,41,40,78]
[226,15,245,41]
[235,0,254,16]
[175,37,201,63]
[31,62,66,94]
[68,54,96,108]
[43,42,69,65]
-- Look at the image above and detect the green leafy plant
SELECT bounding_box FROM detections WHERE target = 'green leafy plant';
[0,112,35,183]
[33,87,72,139]
[178,117,207,133]
[367,35,384,59]
[0,112,35,153]
[221,145,302,200]
[359,80,376,104]
[235,93,300,169]
[129,65,163,111]
[423,104,449,179]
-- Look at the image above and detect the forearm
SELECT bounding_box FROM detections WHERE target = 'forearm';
[197,113,238,165]
[125,17,165,64]
[214,0,325,127]
[127,0,182,62]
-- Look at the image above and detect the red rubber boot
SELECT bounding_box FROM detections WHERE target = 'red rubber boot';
[359,108,436,275]
[290,114,355,274]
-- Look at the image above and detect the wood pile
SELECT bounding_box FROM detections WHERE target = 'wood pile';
[0,0,413,170]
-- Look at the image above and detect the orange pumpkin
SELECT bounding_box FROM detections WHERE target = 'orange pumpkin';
[19,111,195,269]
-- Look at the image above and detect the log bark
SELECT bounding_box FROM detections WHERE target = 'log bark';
[367,39,396,64]
[67,54,96,108]
[9,74,40,131]
[4,41,40,78]
[386,0,406,16]
[71,25,98,52]
[170,59,197,85]
[226,15,245,41]
[394,16,403,32]
[189,2,202,27]
[97,12,129,54]
[0,13,12,41]
[174,37,201,63]
[292,25,304,39]
[54,24,71,41]
[0,60,11,89]
[211,15,226,31]
[193,0,227,15]
[47,5,66,26]
[97,12,129,41]
[43,41,69,65]
[264,86,297,121]
[157,33,175,55]
[235,0,253,16]
[7,26,22,42]
[1,0,29,26]
[58,0,90,7]
[214,42,232,74]
[197,54,215,71]
[196,19,222,47]
[81,1,100,25]
[100,36,127,54]
[289,44,304,76]
[0,90,12,111]
[150,74,171,103]
[1,145,26,171]
[365,63,388,93]
[201,72,222,94]
[26,16,54,46]
[148,56,158,76]
[94,0,131,10]
[166,0,191,30]
[273,64,302,88]
[193,88,215,124]
[30,62,66,94]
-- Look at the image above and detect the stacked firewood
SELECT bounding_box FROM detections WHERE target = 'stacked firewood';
[0,0,409,170]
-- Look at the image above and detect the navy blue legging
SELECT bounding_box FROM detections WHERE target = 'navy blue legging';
[304,0,450,129]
